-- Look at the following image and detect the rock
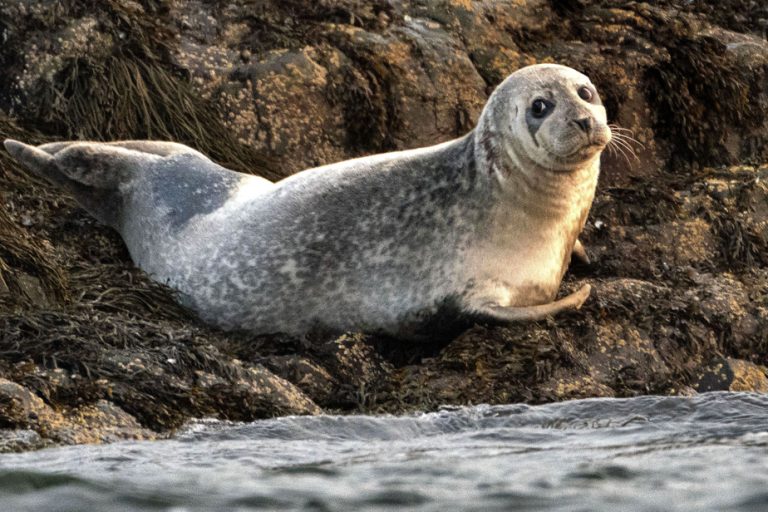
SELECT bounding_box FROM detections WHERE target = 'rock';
[0,429,49,453]
[695,358,768,393]
[0,0,768,450]
[590,278,671,311]
[240,365,322,416]
[586,322,672,392]
[0,378,59,431]
[540,376,616,402]
[315,333,394,409]
[220,46,350,171]
[0,378,154,445]
[263,355,339,407]
[54,400,156,445]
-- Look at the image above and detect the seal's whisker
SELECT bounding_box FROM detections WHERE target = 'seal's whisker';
[613,144,637,165]
[611,132,639,142]
[608,124,646,151]
[608,128,639,141]
[607,138,636,165]
[616,146,635,166]
[609,132,644,154]
[610,138,639,161]
[614,137,640,157]
[614,146,633,166]
[610,135,636,151]
[607,124,634,133]
[608,126,635,137]
[611,132,646,150]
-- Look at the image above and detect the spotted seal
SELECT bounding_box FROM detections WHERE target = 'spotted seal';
[4,63,611,339]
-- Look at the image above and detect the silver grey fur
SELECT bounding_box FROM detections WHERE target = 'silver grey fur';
[4,64,611,338]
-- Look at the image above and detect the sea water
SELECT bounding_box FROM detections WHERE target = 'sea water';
[1,392,767,511]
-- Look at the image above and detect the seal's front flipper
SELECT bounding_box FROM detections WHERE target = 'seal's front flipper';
[474,284,591,322]
[572,239,590,265]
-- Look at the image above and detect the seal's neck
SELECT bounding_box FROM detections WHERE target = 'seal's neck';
[473,119,599,221]
[467,121,601,303]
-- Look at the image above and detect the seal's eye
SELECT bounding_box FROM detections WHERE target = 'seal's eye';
[578,86,594,102]
[531,99,549,118]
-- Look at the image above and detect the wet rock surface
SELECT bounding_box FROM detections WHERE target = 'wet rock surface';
[0,0,767,449]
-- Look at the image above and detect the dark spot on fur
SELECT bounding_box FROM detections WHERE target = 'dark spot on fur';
[525,100,555,146]
[148,155,242,228]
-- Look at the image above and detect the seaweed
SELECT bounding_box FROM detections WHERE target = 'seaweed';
[644,36,764,169]
[6,0,284,180]
[0,310,303,430]
[0,117,69,306]
[31,53,283,180]
[595,178,682,225]
[641,0,768,38]
[708,209,768,271]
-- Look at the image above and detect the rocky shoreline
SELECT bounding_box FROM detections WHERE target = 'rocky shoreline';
[1,0,768,451]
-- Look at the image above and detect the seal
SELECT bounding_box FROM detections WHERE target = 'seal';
[4,63,611,339]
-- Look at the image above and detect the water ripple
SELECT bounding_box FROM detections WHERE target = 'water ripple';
[0,392,767,511]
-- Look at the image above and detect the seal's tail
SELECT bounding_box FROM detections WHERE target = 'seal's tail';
[3,139,152,227]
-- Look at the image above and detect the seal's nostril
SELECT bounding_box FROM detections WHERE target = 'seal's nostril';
[573,117,592,133]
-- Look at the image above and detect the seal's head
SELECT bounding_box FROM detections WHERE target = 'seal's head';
[478,64,612,174]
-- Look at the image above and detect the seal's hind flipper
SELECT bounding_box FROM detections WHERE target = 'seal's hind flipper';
[4,139,158,227]
[6,139,149,188]
[37,140,200,158]
[4,139,259,231]
[44,142,153,188]
[102,141,202,157]
[4,139,70,188]
[36,141,81,155]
